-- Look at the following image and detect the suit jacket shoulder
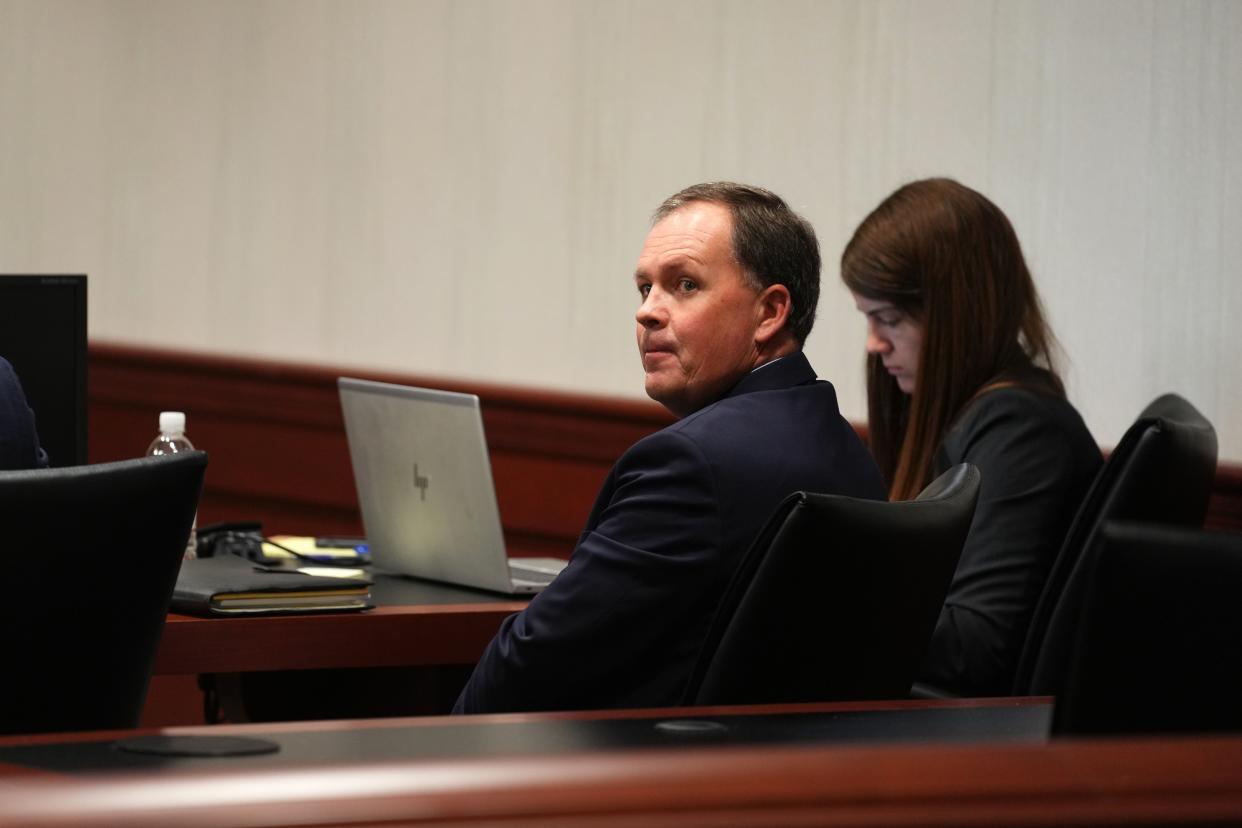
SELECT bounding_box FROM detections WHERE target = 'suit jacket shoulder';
[0,357,48,471]
[454,352,886,714]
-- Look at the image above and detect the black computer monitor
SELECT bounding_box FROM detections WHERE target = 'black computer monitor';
[0,275,88,466]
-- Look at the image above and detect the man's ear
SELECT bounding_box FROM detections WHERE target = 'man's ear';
[754,284,793,345]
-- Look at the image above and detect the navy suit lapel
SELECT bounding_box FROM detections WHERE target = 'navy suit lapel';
[582,351,823,539]
[722,351,818,400]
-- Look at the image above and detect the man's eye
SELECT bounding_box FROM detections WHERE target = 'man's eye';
[678,278,697,292]
[878,315,902,327]
[638,284,651,298]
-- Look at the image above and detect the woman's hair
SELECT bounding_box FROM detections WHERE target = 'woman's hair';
[841,178,1063,500]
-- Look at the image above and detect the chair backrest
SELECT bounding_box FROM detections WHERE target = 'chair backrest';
[684,464,980,707]
[0,451,207,734]
[1012,394,1217,696]
[1053,520,1242,735]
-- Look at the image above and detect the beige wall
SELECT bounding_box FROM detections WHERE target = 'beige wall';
[2,0,1240,458]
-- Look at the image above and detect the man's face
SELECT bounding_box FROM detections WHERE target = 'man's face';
[634,201,766,417]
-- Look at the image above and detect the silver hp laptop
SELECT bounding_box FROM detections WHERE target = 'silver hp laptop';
[338,378,568,595]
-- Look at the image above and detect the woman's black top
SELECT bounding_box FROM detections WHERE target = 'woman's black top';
[920,385,1102,696]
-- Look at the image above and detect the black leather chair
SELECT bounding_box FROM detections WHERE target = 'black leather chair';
[1053,520,1242,735]
[0,451,207,734]
[683,464,980,706]
[1012,394,1217,697]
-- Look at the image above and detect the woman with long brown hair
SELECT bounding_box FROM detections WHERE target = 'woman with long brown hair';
[841,178,1102,696]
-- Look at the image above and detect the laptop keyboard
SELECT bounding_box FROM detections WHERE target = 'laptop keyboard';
[508,561,563,585]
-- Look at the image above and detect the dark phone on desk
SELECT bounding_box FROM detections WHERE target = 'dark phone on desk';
[196,522,265,561]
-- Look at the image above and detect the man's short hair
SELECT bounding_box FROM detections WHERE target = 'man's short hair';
[653,182,821,345]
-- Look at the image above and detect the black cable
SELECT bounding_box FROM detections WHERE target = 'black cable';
[259,536,370,568]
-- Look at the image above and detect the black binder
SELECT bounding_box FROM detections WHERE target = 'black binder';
[172,555,372,616]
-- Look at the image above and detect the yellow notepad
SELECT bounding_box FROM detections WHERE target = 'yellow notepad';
[261,535,364,562]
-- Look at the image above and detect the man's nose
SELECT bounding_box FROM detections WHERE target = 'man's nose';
[636,293,666,329]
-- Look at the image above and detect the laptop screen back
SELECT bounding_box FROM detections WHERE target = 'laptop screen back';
[338,378,512,593]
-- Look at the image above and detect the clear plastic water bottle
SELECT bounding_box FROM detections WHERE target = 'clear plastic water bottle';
[148,411,198,560]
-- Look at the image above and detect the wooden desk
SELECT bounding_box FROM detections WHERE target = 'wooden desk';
[2,699,1242,827]
[155,572,526,675]
[0,697,1052,768]
[146,572,526,726]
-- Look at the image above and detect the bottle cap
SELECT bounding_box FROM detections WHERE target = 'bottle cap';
[159,411,186,435]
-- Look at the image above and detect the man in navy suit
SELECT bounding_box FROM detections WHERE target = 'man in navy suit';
[454,182,886,714]
[0,357,48,470]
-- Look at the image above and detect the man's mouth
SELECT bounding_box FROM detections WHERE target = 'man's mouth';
[642,338,675,355]
[642,345,676,369]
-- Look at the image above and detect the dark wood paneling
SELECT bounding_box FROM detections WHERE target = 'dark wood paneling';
[1207,464,1242,532]
[89,342,1242,547]
[88,342,673,553]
